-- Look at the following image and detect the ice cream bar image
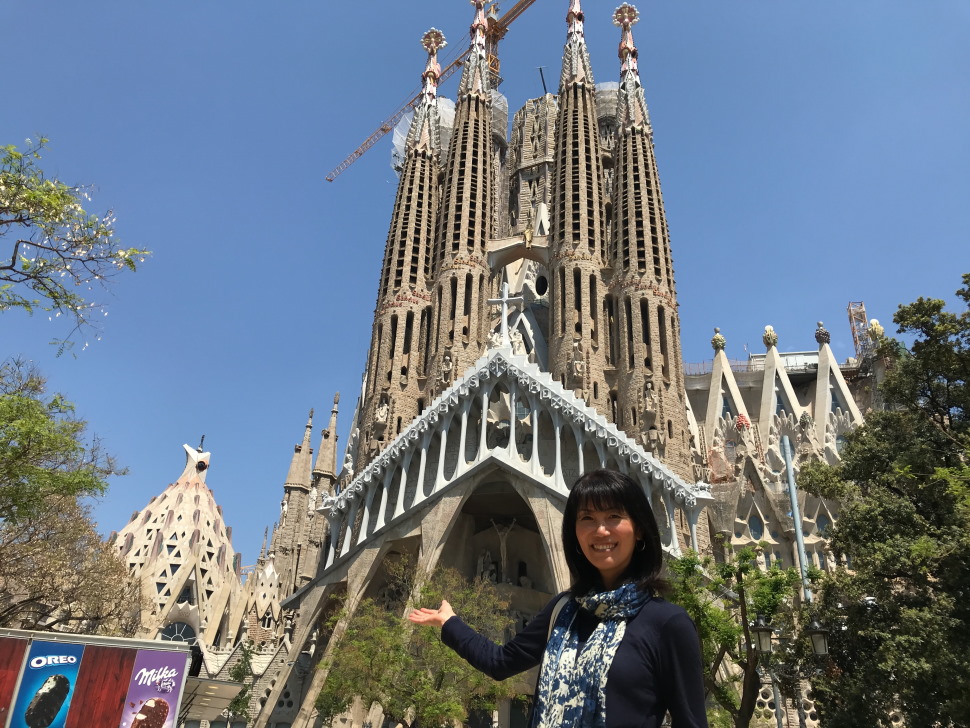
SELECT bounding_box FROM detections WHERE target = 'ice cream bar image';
[24,674,70,728]
[131,698,169,728]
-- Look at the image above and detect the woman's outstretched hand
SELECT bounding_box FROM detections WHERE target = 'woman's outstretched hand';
[407,599,456,628]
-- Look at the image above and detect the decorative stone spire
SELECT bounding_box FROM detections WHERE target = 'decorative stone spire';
[407,29,446,155]
[359,32,445,466]
[868,318,885,340]
[815,321,831,346]
[427,0,495,391]
[458,0,490,98]
[711,327,726,352]
[560,0,594,88]
[606,2,690,479]
[113,444,242,646]
[313,392,340,487]
[613,4,651,130]
[763,325,779,349]
[284,409,314,492]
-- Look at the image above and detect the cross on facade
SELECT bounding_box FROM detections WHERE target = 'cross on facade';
[487,281,524,348]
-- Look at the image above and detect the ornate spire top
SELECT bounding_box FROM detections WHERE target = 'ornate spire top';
[470,0,487,51]
[869,318,885,340]
[711,327,726,352]
[613,4,640,75]
[458,0,491,97]
[332,392,340,410]
[420,28,446,103]
[763,325,778,350]
[566,0,585,40]
[197,434,205,453]
[815,321,831,346]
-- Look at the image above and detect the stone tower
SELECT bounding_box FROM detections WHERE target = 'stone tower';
[428,0,496,389]
[113,443,244,655]
[359,31,444,464]
[608,5,692,479]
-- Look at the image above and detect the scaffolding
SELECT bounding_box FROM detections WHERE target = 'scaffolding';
[847,301,874,362]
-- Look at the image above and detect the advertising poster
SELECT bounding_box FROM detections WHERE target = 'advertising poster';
[62,645,138,728]
[0,637,29,726]
[8,640,85,728]
[117,648,188,728]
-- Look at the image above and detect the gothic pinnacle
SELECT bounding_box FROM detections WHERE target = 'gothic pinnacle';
[421,28,446,103]
[470,0,487,50]
[614,4,640,75]
[566,0,585,39]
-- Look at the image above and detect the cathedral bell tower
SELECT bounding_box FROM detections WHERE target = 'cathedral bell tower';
[359,30,445,463]
[608,5,692,478]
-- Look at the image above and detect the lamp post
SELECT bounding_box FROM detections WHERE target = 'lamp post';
[752,614,830,728]
[752,615,785,728]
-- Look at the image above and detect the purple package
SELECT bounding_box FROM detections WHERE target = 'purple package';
[117,649,187,728]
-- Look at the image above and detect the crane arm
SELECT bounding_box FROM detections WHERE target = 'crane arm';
[325,49,470,183]
[325,0,538,183]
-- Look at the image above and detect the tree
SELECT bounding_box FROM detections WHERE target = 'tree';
[799,274,970,727]
[1,138,147,351]
[226,641,256,722]
[315,565,520,728]
[0,358,118,523]
[0,494,140,634]
[0,358,137,633]
[667,547,802,728]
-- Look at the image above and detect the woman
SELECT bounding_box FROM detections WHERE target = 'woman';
[408,469,708,727]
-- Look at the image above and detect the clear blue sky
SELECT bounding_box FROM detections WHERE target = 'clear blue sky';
[3,0,968,566]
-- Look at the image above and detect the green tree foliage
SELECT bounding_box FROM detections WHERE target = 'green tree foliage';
[0,358,136,633]
[1,138,147,351]
[668,547,801,728]
[799,274,970,727]
[226,641,256,721]
[315,565,519,728]
[0,358,118,523]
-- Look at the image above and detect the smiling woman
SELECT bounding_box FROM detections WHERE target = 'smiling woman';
[408,470,709,727]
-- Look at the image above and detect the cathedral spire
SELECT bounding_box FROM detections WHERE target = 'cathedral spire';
[559,0,594,89]
[547,0,609,413]
[358,32,446,467]
[614,4,651,130]
[426,0,496,393]
[284,409,314,491]
[609,3,690,479]
[313,392,340,487]
[458,0,491,98]
[407,29,446,155]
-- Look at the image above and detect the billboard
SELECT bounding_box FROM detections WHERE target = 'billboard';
[0,632,189,728]
[8,640,85,728]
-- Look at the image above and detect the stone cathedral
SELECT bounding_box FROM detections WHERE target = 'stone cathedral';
[112,1,871,726]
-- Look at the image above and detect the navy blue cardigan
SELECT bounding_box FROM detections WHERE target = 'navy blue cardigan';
[441,592,709,727]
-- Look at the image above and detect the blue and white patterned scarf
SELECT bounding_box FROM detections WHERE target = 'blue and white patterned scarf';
[532,583,650,728]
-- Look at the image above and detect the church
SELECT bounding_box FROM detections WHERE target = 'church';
[112,1,871,726]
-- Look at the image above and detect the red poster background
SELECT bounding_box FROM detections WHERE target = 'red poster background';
[63,644,138,728]
[0,637,28,725]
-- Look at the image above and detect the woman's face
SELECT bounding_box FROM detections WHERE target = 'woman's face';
[575,502,640,589]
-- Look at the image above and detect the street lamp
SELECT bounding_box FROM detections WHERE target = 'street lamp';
[805,619,829,657]
[751,614,775,656]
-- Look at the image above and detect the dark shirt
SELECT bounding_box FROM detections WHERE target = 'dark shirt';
[441,591,709,728]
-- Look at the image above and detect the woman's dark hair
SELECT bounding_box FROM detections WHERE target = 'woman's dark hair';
[562,469,666,596]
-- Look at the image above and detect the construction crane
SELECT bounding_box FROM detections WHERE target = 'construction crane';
[325,0,540,183]
[847,301,875,361]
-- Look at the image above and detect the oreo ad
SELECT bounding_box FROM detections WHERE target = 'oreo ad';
[8,640,85,728]
[117,649,187,728]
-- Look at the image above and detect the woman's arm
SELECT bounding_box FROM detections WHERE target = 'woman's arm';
[662,611,710,728]
[408,594,564,681]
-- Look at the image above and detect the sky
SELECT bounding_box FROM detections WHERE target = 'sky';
[2,0,968,568]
